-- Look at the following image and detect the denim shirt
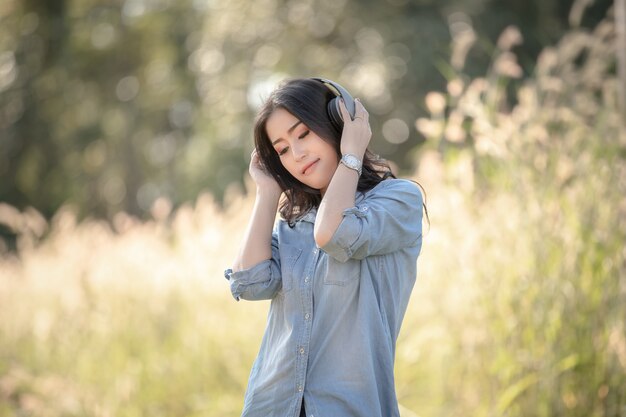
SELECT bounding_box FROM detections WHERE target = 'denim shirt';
[224,178,423,417]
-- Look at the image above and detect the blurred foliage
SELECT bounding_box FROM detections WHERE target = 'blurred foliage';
[0,0,614,228]
[409,5,626,415]
[0,3,625,417]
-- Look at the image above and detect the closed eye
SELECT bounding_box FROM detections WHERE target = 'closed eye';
[277,130,309,156]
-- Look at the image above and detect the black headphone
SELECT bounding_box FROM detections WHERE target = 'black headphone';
[311,77,356,130]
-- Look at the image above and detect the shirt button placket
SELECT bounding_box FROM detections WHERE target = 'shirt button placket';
[297,246,318,400]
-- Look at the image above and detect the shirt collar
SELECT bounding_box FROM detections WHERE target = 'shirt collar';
[299,209,317,223]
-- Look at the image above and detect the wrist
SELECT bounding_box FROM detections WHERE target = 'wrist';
[340,150,366,161]
[256,186,281,201]
[340,143,367,159]
[340,131,368,158]
[339,153,363,176]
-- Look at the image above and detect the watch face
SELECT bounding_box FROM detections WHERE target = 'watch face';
[341,154,362,175]
[343,155,360,168]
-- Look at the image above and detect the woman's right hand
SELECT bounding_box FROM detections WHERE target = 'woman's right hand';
[249,149,282,196]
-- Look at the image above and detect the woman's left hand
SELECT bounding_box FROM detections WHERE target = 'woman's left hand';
[339,97,371,158]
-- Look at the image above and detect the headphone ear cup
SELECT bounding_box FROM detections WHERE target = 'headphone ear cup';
[310,78,356,130]
[327,97,344,130]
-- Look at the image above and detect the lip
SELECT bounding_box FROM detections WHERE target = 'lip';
[302,159,320,175]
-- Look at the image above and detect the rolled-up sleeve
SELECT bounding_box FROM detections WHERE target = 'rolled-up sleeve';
[321,180,423,262]
[224,232,282,301]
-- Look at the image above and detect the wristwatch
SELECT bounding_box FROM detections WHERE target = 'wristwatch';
[340,154,362,176]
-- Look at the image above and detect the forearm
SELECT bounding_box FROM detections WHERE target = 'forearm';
[314,95,371,248]
[232,189,280,272]
[314,153,363,248]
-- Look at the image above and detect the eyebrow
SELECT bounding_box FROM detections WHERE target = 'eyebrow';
[271,120,302,145]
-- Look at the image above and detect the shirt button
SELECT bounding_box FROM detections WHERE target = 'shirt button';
[312,249,318,254]
[304,276,310,283]
[305,313,310,320]
[299,347,305,354]
[297,385,303,392]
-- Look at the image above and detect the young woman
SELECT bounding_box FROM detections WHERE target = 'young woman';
[224,78,426,417]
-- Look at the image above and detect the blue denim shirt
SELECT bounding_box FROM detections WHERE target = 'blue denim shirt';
[224,179,423,417]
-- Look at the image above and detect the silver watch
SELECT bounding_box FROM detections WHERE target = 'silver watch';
[340,154,362,176]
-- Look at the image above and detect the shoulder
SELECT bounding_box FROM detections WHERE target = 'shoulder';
[365,178,423,203]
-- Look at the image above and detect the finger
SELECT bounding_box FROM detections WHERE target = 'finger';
[338,98,352,122]
[251,151,261,167]
[354,98,369,118]
[353,98,363,119]
[352,99,366,121]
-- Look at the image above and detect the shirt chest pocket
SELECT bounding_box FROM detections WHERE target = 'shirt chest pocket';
[324,257,361,286]
[279,245,302,293]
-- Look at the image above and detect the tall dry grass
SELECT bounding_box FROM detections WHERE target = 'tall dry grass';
[409,10,625,417]
[1,12,625,417]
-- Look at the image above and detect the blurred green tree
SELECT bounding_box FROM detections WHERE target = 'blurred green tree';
[0,0,614,229]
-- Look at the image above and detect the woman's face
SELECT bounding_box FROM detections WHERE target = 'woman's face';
[266,107,339,194]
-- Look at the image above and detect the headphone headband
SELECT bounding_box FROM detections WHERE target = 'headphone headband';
[310,77,356,129]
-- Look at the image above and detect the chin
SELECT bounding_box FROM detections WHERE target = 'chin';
[297,174,332,192]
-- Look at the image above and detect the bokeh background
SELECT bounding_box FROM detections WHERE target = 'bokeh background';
[1,0,625,416]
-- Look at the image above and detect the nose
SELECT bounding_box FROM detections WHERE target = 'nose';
[291,141,307,161]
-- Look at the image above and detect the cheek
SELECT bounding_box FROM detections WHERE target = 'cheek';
[326,149,340,167]
[280,157,298,176]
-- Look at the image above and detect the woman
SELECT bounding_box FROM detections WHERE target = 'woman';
[224,78,426,417]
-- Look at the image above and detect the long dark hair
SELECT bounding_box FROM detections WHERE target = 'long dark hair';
[253,78,398,225]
